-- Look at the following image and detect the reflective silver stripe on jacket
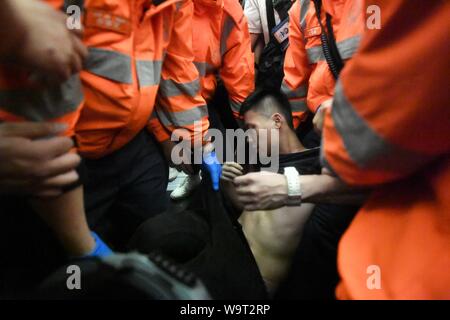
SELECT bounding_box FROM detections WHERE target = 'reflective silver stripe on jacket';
[158,79,200,98]
[85,47,163,87]
[220,16,235,56]
[281,81,307,99]
[299,0,310,31]
[194,62,216,77]
[306,36,361,64]
[337,35,361,60]
[331,80,428,170]
[136,59,163,87]
[156,105,209,127]
[229,99,241,114]
[85,48,132,84]
[0,76,83,121]
[290,100,308,113]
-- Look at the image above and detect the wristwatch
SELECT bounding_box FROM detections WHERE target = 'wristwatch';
[283,167,302,206]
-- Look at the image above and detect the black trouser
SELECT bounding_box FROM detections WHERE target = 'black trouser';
[274,203,358,300]
[84,130,169,249]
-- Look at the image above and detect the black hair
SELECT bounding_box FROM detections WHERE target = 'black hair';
[240,88,294,129]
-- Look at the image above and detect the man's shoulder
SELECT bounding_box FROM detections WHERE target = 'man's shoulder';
[279,147,322,174]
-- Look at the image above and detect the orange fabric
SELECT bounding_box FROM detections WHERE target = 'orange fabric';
[283,0,364,127]
[77,0,208,157]
[0,79,83,141]
[1,0,208,157]
[193,0,254,118]
[0,1,82,138]
[322,0,450,299]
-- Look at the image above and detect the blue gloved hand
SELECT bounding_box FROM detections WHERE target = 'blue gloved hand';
[202,151,222,191]
[84,232,113,258]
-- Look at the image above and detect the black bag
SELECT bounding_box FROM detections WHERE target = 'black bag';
[256,41,285,90]
[256,0,293,90]
[128,175,268,300]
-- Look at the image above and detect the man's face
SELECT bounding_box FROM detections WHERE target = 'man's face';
[244,110,278,153]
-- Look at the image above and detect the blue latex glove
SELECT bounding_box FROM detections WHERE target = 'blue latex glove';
[202,151,222,191]
[83,232,113,258]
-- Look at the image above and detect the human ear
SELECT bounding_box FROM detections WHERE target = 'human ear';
[272,113,282,129]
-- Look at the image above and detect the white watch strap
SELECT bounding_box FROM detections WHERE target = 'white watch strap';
[284,167,302,206]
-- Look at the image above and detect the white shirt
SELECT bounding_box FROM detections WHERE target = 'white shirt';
[244,0,281,45]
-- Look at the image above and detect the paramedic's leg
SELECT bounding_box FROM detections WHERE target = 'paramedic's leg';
[120,131,169,217]
[83,156,121,237]
[84,130,169,248]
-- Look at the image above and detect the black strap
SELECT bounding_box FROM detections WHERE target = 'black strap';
[266,0,277,40]
[312,0,344,79]
[273,0,292,21]
[325,13,344,73]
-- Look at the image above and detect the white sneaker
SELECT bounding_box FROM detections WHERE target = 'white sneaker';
[170,174,201,200]
[168,167,179,182]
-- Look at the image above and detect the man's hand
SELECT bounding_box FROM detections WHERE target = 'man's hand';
[313,99,333,134]
[220,162,244,211]
[2,0,87,81]
[0,122,81,197]
[221,162,244,182]
[234,171,289,211]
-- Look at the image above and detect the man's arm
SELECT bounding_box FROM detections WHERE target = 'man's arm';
[219,10,255,119]
[0,1,26,59]
[244,0,264,62]
[0,0,87,81]
[281,1,311,127]
[312,99,332,134]
[0,123,104,257]
[30,187,96,256]
[0,123,80,197]
[233,169,368,211]
[251,34,265,64]
[321,0,450,186]
[220,162,245,212]
[148,0,209,147]
[0,1,106,257]
[299,168,369,205]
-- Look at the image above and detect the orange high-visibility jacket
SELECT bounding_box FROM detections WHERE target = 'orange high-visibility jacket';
[322,0,450,299]
[282,0,364,127]
[192,0,254,119]
[80,0,208,157]
[0,0,209,158]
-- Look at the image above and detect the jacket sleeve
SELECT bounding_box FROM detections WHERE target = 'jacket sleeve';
[148,0,209,145]
[0,1,83,139]
[281,1,311,128]
[321,0,450,186]
[219,10,255,119]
